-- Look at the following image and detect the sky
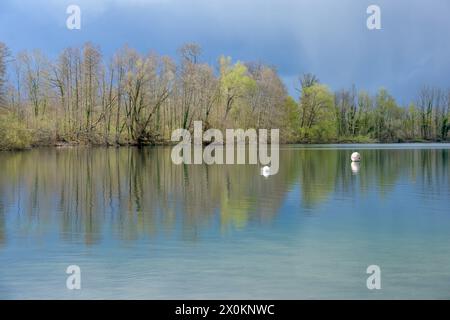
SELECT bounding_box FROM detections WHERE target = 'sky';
[0,0,449,103]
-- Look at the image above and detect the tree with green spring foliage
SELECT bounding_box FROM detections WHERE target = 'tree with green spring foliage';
[0,42,448,150]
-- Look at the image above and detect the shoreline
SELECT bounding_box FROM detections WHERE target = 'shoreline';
[2,139,450,152]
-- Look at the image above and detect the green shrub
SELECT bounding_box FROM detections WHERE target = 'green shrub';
[30,115,57,146]
[0,113,31,150]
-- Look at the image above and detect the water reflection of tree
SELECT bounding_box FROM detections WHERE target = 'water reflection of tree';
[0,204,5,246]
[0,147,448,245]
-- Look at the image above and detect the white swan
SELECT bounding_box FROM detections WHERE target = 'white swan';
[261,166,271,177]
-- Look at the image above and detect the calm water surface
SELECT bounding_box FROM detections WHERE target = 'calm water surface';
[0,144,449,299]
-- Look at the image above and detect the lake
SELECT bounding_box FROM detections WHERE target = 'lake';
[0,144,449,299]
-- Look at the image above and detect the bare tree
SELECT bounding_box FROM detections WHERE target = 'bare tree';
[0,42,10,108]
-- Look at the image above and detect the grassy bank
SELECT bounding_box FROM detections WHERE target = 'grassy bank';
[1,120,447,152]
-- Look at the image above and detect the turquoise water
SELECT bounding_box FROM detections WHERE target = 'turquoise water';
[0,144,449,299]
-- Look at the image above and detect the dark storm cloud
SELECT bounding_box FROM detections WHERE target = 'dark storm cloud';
[1,0,449,102]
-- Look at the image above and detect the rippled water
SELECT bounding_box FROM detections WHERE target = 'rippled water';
[0,144,449,299]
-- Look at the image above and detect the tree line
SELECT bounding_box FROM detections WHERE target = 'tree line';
[0,41,449,149]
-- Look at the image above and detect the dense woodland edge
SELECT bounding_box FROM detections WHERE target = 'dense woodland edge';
[0,42,449,151]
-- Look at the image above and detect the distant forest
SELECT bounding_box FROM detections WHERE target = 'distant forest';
[0,42,449,150]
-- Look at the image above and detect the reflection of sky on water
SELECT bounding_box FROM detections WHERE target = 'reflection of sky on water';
[0,145,449,299]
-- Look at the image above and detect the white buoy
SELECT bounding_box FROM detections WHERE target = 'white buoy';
[351,152,361,162]
[261,166,271,177]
